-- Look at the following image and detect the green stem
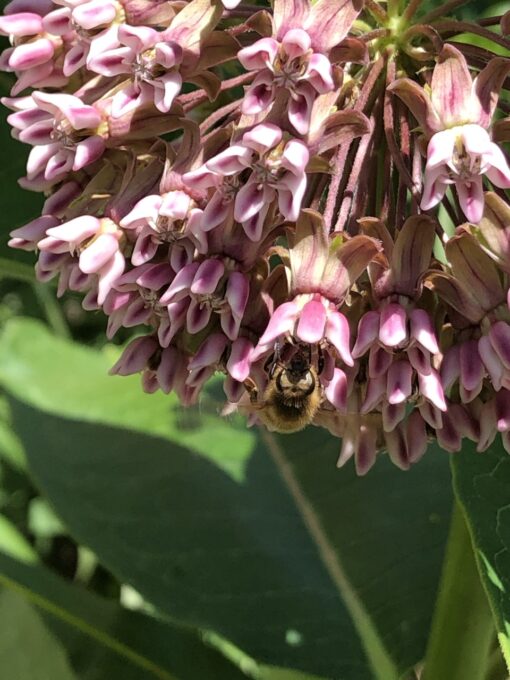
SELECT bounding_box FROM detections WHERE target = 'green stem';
[34,284,71,339]
[0,257,36,284]
[422,500,494,680]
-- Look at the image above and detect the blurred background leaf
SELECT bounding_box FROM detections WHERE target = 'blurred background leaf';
[0,318,452,679]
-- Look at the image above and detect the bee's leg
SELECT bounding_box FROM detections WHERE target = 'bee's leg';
[265,340,282,378]
[243,377,259,403]
[317,344,325,376]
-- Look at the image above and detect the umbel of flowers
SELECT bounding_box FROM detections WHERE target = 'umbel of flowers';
[4,0,510,474]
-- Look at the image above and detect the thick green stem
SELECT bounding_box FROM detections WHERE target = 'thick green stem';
[422,500,494,680]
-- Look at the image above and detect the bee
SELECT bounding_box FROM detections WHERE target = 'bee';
[244,343,323,433]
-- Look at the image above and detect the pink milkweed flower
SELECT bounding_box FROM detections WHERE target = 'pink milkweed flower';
[353,216,446,423]
[183,123,309,241]
[9,91,105,184]
[428,228,510,401]
[103,262,175,346]
[88,24,183,116]
[37,214,125,304]
[119,190,205,272]
[390,44,510,223]
[159,258,250,341]
[110,334,194,399]
[0,8,68,94]
[237,0,361,134]
[252,211,380,410]
[42,0,123,77]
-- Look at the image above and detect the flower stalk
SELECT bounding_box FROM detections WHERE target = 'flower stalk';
[422,499,494,680]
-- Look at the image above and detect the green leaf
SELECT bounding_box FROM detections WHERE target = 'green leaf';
[0,550,248,680]
[0,515,38,564]
[0,588,77,680]
[451,440,510,669]
[0,318,452,678]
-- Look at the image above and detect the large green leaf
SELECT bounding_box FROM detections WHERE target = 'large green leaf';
[0,587,77,680]
[0,550,249,680]
[0,318,452,678]
[452,441,510,667]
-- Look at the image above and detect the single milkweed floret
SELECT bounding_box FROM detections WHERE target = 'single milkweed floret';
[390,44,510,223]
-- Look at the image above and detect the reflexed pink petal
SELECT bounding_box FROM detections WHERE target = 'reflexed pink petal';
[32,91,102,129]
[419,400,443,430]
[385,425,410,470]
[186,298,211,334]
[79,233,118,273]
[325,367,347,410]
[426,129,457,169]
[45,149,73,181]
[189,333,228,370]
[379,303,407,347]
[409,308,439,354]
[304,52,334,93]
[9,38,53,70]
[153,71,182,113]
[132,230,158,266]
[361,376,385,413]
[421,166,448,211]
[456,176,484,223]
[234,179,267,223]
[459,339,485,392]
[489,321,510,369]
[485,142,510,189]
[121,195,163,227]
[479,334,504,390]
[436,412,462,453]
[73,135,105,171]
[9,214,58,250]
[227,337,253,382]
[161,190,191,220]
[441,345,460,391]
[63,44,87,76]
[406,412,428,463]
[352,310,380,358]
[238,38,279,70]
[258,301,299,346]
[278,170,307,221]
[190,258,224,295]
[368,344,392,378]
[46,215,99,244]
[156,346,179,393]
[387,360,413,404]
[242,123,282,155]
[281,138,310,174]
[241,78,274,115]
[325,310,353,366]
[407,345,431,376]
[97,251,126,305]
[241,205,268,242]
[225,271,249,319]
[206,145,251,175]
[160,262,199,303]
[356,425,377,475]
[73,0,116,30]
[382,401,406,432]
[495,389,510,432]
[0,12,42,35]
[219,310,239,341]
[109,336,159,375]
[118,23,157,51]
[288,86,315,136]
[418,369,447,411]
[296,300,326,344]
[42,7,72,35]
[281,28,311,60]
[88,46,132,77]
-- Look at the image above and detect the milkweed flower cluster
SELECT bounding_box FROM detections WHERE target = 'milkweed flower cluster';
[4,0,510,474]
